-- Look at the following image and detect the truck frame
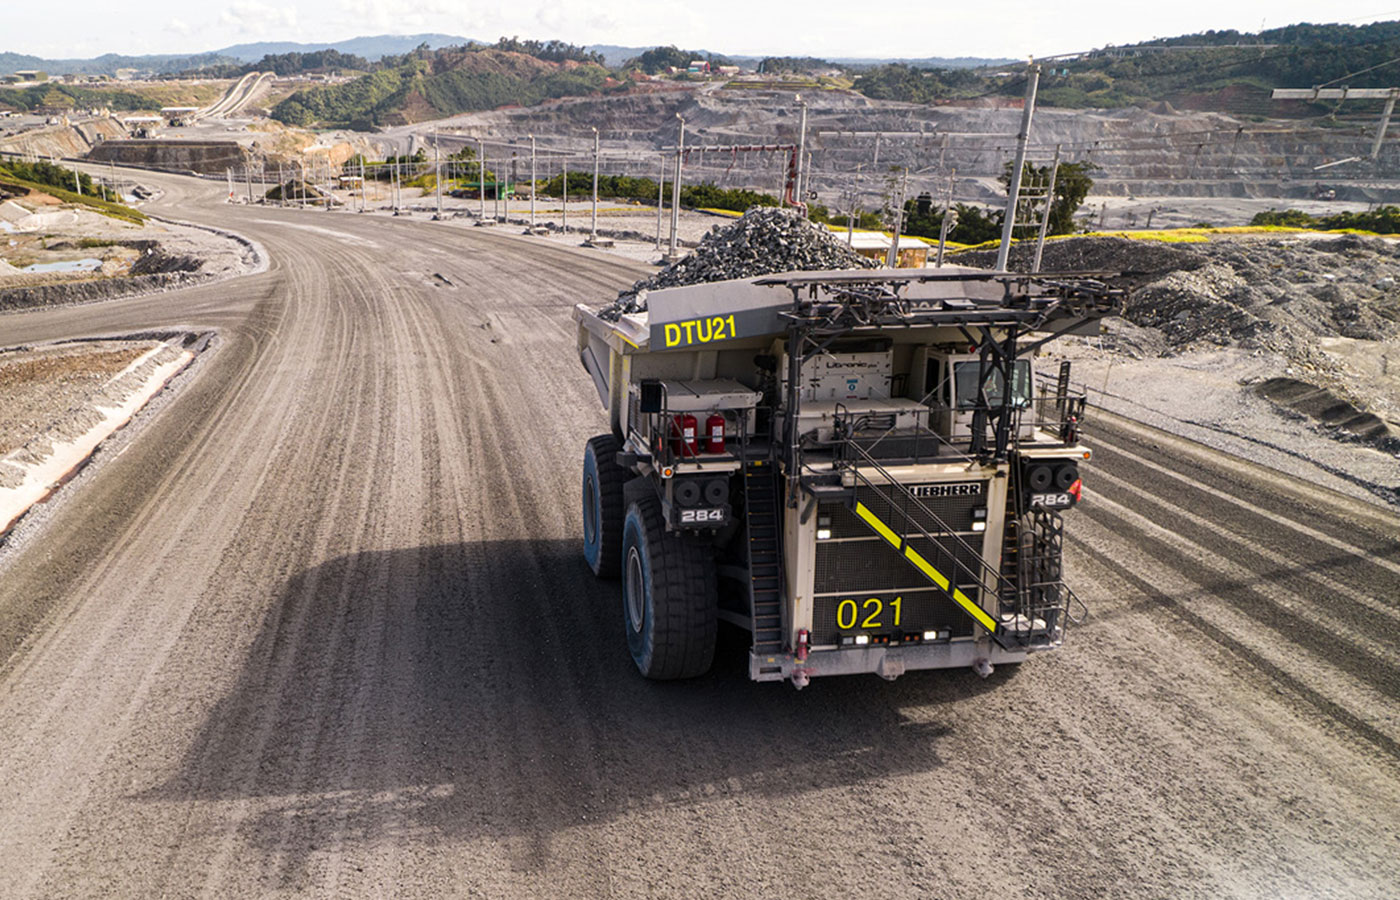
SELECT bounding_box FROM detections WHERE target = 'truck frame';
[575,266,1124,687]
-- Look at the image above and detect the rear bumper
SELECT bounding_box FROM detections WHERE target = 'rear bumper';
[749,638,1031,684]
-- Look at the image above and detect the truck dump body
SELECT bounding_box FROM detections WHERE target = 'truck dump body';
[576,266,1124,686]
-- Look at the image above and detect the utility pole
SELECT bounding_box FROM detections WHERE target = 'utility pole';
[74,169,81,195]
[589,126,600,243]
[995,61,1041,272]
[478,138,487,220]
[245,163,253,204]
[562,154,569,233]
[847,187,856,245]
[795,94,808,217]
[655,152,665,251]
[936,168,956,267]
[884,167,907,269]
[434,132,443,219]
[1272,87,1400,159]
[668,113,685,260]
[529,134,537,231]
[1031,144,1061,274]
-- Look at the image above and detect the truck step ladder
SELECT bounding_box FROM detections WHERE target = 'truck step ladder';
[744,458,786,656]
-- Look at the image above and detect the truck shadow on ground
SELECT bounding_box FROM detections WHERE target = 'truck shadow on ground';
[150,539,1019,879]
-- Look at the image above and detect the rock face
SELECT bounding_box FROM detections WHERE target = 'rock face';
[604,207,876,319]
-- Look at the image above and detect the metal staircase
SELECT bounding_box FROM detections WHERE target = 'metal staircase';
[744,457,786,656]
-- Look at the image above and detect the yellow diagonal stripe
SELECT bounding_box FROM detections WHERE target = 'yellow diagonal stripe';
[854,501,902,548]
[904,546,998,632]
[853,500,997,634]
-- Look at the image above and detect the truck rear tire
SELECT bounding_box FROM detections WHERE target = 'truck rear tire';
[621,493,718,679]
[583,434,626,578]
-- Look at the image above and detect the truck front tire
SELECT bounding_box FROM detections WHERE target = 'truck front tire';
[583,435,626,578]
[621,493,718,680]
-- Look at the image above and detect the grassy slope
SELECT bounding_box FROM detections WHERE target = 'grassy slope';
[0,174,146,224]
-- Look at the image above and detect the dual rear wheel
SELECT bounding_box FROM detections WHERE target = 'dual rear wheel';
[582,435,717,680]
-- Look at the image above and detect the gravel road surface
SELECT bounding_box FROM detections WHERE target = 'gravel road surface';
[0,170,1396,898]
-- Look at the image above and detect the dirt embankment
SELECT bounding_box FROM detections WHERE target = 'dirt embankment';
[0,241,206,313]
[0,118,126,160]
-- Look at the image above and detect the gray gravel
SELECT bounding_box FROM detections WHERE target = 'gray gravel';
[604,206,875,318]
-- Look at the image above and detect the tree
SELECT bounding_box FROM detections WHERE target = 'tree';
[626,46,698,74]
[998,160,1097,235]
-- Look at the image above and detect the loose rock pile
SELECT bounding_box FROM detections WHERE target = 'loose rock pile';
[603,207,875,319]
[959,234,1400,356]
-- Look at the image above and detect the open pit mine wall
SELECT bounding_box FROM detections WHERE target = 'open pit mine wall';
[86,140,250,177]
[0,118,126,161]
[430,90,1400,204]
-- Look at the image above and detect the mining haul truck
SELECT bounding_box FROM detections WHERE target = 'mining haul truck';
[574,267,1123,687]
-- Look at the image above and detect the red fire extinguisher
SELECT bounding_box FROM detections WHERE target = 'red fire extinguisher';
[671,413,698,457]
[705,412,726,454]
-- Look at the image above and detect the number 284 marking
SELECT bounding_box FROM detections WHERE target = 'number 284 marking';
[836,596,903,630]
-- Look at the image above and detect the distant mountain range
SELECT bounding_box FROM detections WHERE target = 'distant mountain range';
[0,34,1012,76]
[215,34,472,63]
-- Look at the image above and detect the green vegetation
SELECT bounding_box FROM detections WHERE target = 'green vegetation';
[0,161,145,224]
[756,57,834,74]
[0,83,162,112]
[623,46,723,74]
[852,64,987,103]
[1250,206,1400,233]
[271,45,622,129]
[486,37,602,65]
[0,159,119,202]
[535,172,780,214]
[851,20,1400,111]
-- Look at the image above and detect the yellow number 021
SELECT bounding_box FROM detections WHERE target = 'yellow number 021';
[836,596,903,630]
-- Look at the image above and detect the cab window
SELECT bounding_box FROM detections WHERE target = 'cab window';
[953,360,1031,410]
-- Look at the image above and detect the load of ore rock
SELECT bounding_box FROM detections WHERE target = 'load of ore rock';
[602,206,876,319]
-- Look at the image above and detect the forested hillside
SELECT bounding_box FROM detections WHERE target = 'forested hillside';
[853,20,1400,111]
[270,42,619,128]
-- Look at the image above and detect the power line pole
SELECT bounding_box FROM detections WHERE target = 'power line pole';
[478,138,487,220]
[936,167,956,267]
[589,126,600,243]
[795,94,808,217]
[529,134,537,231]
[668,114,685,260]
[1031,144,1062,274]
[996,61,1041,272]
[655,152,665,252]
[884,167,907,269]
[1272,87,1400,159]
[434,132,443,219]
[562,154,569,234]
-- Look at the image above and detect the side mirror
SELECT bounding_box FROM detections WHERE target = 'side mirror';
[639,380,663,413]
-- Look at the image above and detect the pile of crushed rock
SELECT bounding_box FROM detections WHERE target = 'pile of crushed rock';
[602,207,875,319]
[960,234,1400,357]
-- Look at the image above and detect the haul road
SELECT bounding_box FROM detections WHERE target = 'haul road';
[0,167,1395,898]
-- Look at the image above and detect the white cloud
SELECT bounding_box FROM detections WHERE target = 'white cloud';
[218,0,300,36]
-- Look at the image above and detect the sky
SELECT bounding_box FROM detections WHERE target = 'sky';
[8,1,1400,60]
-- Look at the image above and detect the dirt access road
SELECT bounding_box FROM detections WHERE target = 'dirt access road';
[0,171,1397,898]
